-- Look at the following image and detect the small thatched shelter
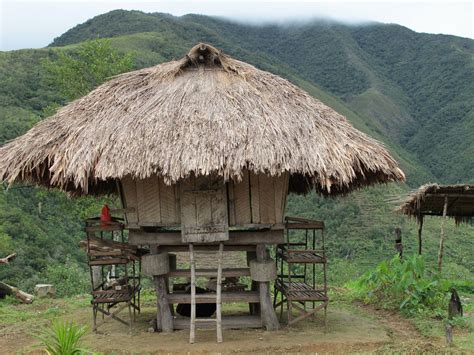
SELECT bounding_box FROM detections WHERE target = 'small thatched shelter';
[398,183,474,270]
[0,43,405,331]
[399,184,474,223]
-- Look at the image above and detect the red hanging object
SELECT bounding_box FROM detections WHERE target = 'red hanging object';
[100,204,112,225]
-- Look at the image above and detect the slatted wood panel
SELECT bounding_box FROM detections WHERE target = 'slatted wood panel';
[159,180,179,225]
[229,171,289,226]
[277,281,327,301]
[120,176,138,225]
[232,172,252,225]
[120,176,180,227]
[259,174,276,224]
[136,177,161,224]
[275,173,289,224]
[180,175,229,243]
[249,172,260,223]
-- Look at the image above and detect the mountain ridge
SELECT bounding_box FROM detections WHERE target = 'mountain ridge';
[47,10,474,184]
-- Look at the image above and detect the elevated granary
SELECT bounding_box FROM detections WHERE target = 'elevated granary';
[0,43,404,195]
[0,43,406,334]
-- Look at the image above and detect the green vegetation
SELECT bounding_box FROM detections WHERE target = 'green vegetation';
[42,39,133,102]
[34,320,89,355]
[348,255,449,316]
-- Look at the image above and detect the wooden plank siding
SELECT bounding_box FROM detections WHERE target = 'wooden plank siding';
[180,175,229,243]
[249,172,261,223]
[120,172,289,229]
[120,175,180,227]
[233,172,252,225]
[120,176,139,225]
[136,176,161,224]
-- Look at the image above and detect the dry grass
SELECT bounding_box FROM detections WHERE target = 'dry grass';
[397,183,474,224]
[0,43,404,195]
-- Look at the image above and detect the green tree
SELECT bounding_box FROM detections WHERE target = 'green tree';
[42,38,133,102]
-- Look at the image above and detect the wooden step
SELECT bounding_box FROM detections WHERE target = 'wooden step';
[173,315,262,330]
[168,268,250,278]
[167,291,259,304]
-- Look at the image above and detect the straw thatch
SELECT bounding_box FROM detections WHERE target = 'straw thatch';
[398,183,474,224]
[0,43,404,195]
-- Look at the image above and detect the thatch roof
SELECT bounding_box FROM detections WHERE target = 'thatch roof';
[0,43,404,195]
[398,184,474,224]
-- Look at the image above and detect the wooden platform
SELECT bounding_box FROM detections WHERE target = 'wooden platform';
[173,315,262,330]
[276,281,327,302]
[167,291,259,304]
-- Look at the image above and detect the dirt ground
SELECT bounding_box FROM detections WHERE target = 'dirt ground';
[0,297,456,354]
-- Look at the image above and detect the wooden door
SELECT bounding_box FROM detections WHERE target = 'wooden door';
[180,175,229,243]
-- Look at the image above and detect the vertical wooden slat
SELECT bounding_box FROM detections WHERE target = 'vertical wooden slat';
[437,195,448,272]
[259,174,275,224]
[227,181,236,226]
[273,174,285,224]
[212,187,228,226]
[195,176,213,226]
[216,242,223,343]
[135,179,146,224]
[136,177,161,224]
[281,173,290,220]
[180,176,197,230]
[250,172,260,224]
[120,176,138,225]
[160,179,178,225]
[234,172,252,225]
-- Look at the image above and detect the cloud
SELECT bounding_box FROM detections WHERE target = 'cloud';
[1,0,472,50]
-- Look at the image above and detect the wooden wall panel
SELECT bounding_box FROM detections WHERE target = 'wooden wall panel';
[120,176,138,225]
[258,174,276,224]
[233,172,252,225]
[249,172,261,224]
[180,175,229,243]
[136,176,161,225]
[159,180,179,225]
[227,181,236,225]
[273,173,289,223]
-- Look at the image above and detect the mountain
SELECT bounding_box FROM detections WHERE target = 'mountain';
[51,10,474,184]
[0,10,473,290]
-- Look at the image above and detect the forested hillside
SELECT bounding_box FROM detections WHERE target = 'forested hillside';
[0,10,473,291]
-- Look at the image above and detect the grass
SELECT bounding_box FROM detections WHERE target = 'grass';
[0,288,472,352]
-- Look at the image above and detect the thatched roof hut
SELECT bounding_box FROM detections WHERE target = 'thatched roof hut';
[398,183,473,266]
[0,43,404,196]
[398,183,474,225]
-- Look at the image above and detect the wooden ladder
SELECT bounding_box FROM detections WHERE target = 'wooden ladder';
[189,242,224,344]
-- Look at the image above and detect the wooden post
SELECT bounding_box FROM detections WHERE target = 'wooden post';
[216,242,223,343]
[246,251,260,315]
[394,227,403,258]
[151,246,173,332]
[437,195,448,272]
[256,244,280,330]
[189,244,196,343]
[418,215,424,255]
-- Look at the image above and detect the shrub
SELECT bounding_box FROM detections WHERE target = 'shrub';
[34,320,89,355]
[347,254,450,316]
[42,256,89,297]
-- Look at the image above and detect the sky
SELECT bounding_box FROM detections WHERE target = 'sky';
[1,0,473,51]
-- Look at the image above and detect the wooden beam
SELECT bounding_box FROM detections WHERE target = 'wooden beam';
[256,244,280,330]
[128,229,284,246]
[418,215,424,255]
[437,195,449,272]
